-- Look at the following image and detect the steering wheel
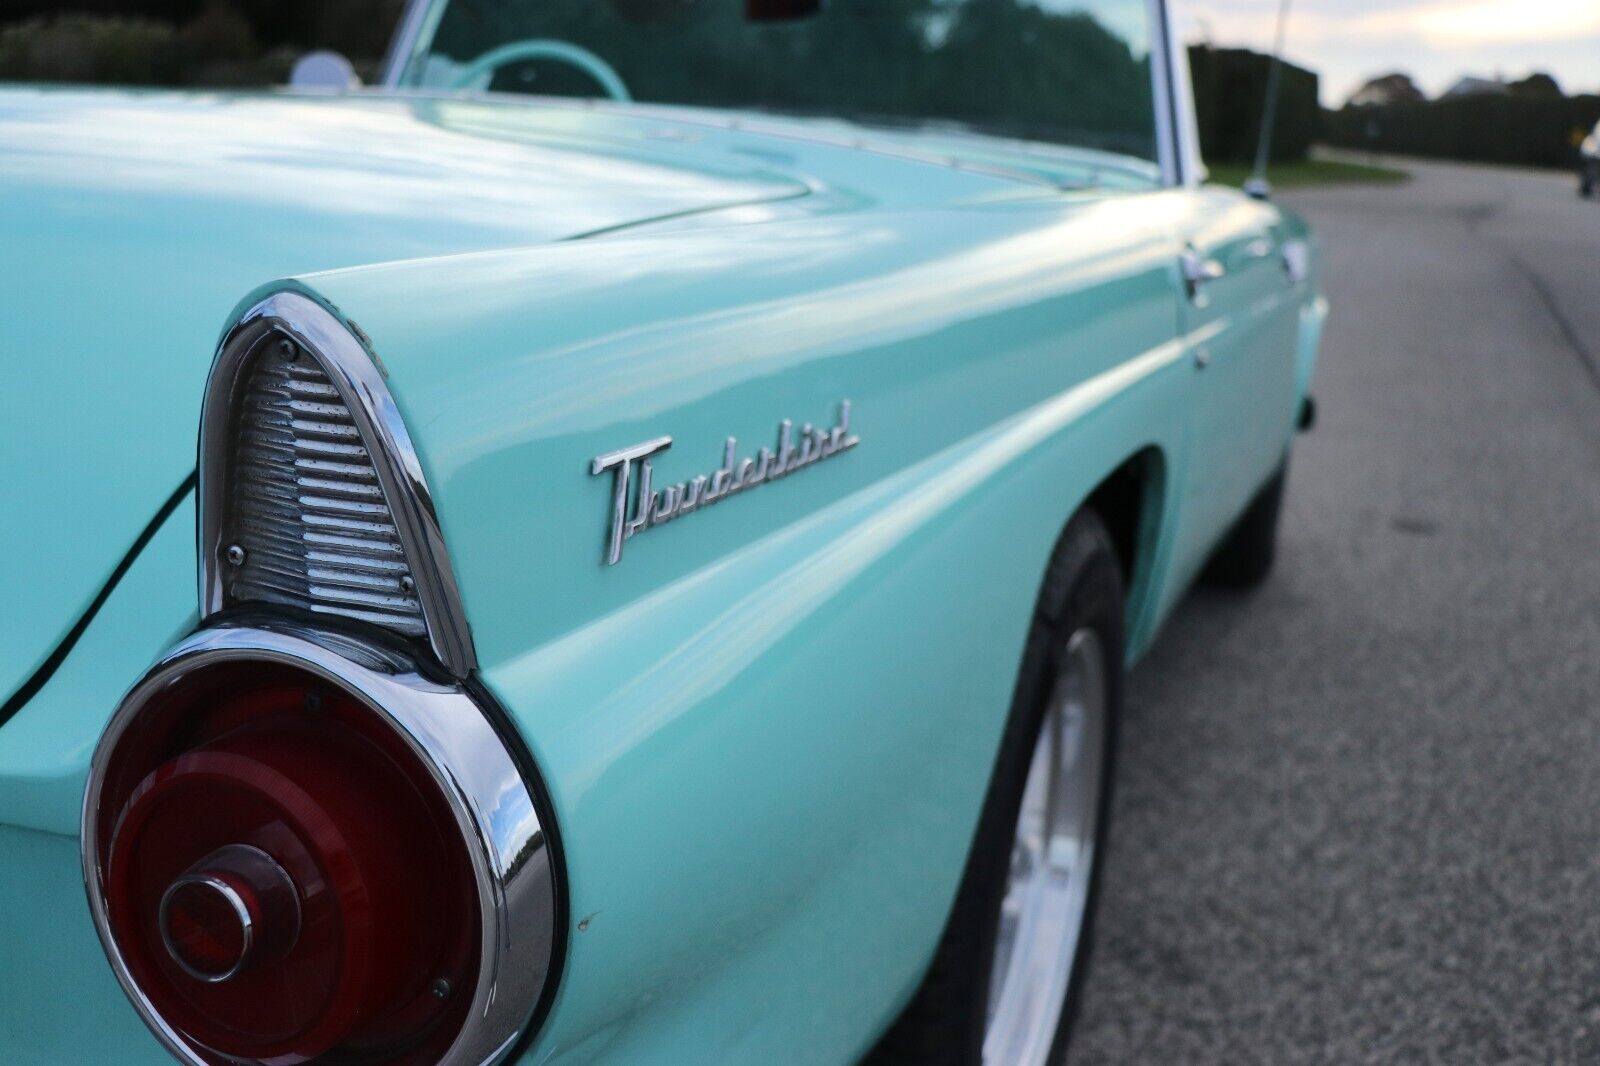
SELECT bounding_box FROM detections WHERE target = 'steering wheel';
[448,40,631,101]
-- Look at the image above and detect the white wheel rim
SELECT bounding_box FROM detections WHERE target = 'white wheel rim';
[983,627,1107,1066]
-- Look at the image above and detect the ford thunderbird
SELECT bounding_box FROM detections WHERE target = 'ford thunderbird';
[0,0,1325,1063]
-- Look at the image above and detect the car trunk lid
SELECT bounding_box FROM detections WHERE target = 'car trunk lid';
[0,86,811,708]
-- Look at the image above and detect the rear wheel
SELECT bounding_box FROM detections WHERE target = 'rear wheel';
[868,509,1123,1066]
[1204,461,1288,589]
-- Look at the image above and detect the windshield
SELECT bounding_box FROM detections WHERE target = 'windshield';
[395,0,1159,163]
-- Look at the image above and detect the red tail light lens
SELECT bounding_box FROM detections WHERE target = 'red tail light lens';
[84,629,560,1066]
[159,842,300,983]
[162,877,251,981]
[94,665,477,1063]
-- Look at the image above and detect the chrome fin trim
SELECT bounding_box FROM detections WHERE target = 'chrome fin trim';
[200,291,478,677]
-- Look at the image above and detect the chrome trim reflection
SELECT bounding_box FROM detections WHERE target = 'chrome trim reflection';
[590,401,859,566]
[1148,0,1203,188]
[199,291,478,678]
[157,843,303,986]
[1147,0,1179,188]
[81,624,556,1066]
[1169,7,1206,187]
[1282,238,1312,285]
[381,0,435,88]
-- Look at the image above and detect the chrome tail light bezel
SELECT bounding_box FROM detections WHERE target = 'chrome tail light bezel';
[198,290,477,678]
[81,622,559,1066]
[84,288,561,1064]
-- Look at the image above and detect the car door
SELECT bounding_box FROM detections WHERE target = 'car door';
[1176,187,1303,551]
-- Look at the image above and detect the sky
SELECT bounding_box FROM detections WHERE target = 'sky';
[1175,0,1600,106]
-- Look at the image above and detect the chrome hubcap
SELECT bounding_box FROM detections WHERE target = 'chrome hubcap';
[983,628,1107,1066]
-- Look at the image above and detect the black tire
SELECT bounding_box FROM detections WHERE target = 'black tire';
[1203,462,1287,589]
[866,509,1124,1066]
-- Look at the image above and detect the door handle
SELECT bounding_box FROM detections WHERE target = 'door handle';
[1181,248,1226,306]
[1245,236,1275,260]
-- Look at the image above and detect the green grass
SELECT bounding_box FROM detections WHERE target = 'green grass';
[1207,158,1410,190]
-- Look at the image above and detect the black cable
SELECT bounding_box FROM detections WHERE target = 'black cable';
[0,471,197,731]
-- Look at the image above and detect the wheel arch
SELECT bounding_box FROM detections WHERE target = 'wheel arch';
[1078,445,1169,661]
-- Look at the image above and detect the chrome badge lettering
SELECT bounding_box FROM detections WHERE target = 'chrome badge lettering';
[591,401,860,566]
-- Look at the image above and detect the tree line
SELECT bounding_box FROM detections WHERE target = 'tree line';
[0,0,400,85]
[1324,74,1600,170]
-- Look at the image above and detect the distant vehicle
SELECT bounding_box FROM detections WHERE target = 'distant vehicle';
[1582,122,1600,199]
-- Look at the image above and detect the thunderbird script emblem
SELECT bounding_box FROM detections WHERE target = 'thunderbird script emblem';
[591,401,860,566]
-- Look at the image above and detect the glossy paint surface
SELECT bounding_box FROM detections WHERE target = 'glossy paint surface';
[292,186,1310,1063]
[0,86,819,707]
[0,83,1161,710]
[0,499,192,1065]
[0,86,1321,1066]
[1177,186,1305,575]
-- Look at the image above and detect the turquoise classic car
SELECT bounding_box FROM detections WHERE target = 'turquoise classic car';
[0,0,1326,1063]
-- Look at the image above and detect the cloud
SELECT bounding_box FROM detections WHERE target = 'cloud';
[1404,0,1600,45]
[1314,0,1600,47]
[1179,0,1600,103]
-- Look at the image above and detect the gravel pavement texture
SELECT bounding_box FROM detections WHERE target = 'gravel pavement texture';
[1071,159,1600,1064]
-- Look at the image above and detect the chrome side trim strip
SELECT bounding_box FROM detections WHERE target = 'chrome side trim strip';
[82,624,557,1066]
[199,290,478,677]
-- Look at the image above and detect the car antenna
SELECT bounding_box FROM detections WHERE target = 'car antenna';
[1245,0,1293,201]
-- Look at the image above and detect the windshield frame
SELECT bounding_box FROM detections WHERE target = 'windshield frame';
[377,0,1202,188]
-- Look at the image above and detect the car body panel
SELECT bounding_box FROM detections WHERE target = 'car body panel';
[0,823,169,1065]
[1175,187,1305,561]
[0,499,193,1065]
[279,187,1248,1063]
[0,85,1042,709]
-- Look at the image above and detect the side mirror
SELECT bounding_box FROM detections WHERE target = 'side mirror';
[289,51,361,92]
[745,0,823,22]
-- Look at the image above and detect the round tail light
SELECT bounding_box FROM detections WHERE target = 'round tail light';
[84,627,560,1066]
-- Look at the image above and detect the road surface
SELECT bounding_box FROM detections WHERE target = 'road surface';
[1073,159,1600,1063]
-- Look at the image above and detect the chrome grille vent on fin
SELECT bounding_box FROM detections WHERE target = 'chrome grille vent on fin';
[226,343,425,636]
[200,291,478,677]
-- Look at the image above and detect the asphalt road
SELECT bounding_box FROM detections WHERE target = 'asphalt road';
[1072,159,1600,1063]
